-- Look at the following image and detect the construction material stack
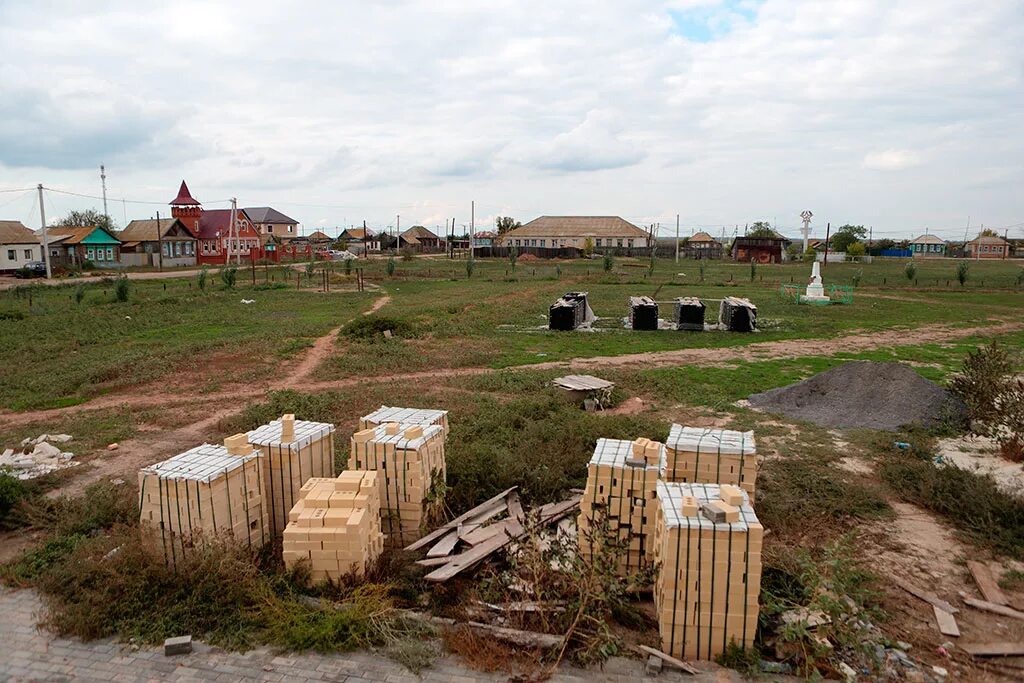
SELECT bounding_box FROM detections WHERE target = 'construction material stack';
[578,437,665,575]
[138,435,268,556]
[719,297,757,332]
[359,406,449,437]
[349,422,446,544]
[652,482,762,661]
[549,291,590,331]
[664,425,758,498]
[674,297,705,331]
[247,414,336,539]
[629,296,659,330]
[282,470,384,582]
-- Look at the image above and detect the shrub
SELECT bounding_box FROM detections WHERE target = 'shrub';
[602,253,613,272]
[956,260,969,287]
[220,266,238,289]
[0,474,28,527]
[904,261,916,281]
[802,248,816,263]
[73,284,86,304]
[340,315,416,342]
[344,258,352,276]
[508,246,518,271]
[113,275,130,303]
[0,309,25,321]
[950,341,1015,429]
[305,262,316,278]
[749,258,756,282]
[400,248,414,262]
[555,264,562,279]
[385,257,396,277]
[851,268,863,287]
[1017,268,1024,287]
[197,267,208,292]
[846,241,866,257]
[465,254,475,278]
[699,259,706,281]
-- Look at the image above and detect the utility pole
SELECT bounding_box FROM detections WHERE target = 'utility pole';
[396,214,400,253]
[156,211,164,272]
[675,214,680,263]
[229,197,239,265]
[38,184,51,279]
[823,222,831,267]
[100,165,109,227]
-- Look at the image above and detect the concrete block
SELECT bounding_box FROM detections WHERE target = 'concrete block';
[645,654,663,676]
[163,635,192,656]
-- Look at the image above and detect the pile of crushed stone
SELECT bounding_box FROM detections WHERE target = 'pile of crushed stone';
[747,361,966,431]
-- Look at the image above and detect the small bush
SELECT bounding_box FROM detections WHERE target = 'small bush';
[0,474,29,526]
[400,248,414,262]
[904,261,916,281]
[197,267,208,292]
[851,268,863,287]
[253,282,288,291]
[602,253,613,272]
[73,284,86,304]
[344,259,352,276]
[950,341,1016,430]
[305,261,316,278]
[220,266,238,289]
[340,315,416,342]
[113,275,130,303]
[956,260,969,287]
[802,248,816,263]
[508,246,518,271]
[385,257,396,277]
[749,258,757,282]
[0,309,25,321]
[465,255,475,279]
[699,259,706,281]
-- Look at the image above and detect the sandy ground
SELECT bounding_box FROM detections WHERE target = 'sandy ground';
[937,434,1024,496]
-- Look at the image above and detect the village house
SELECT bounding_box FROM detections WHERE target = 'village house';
[909,234,947,258]
[118,218,197,268]
[682,231,723,259]
[0,220,42,273]
[965,234,1010,259]
[291,230,332,258]
[400,226,443,251]
[501,216,651,252]
[338,227,380,254]
[245,207,300,244]
[731,233,788,263]
[45,226,122,270]
[169,181,262,265]
[472,231,497,248]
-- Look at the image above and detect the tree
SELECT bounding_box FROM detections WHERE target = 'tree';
[496,217,521,235]
[331,238,349,251]
[53,209,117,231]
[582,237,594,257]
[830,225,867,253]
[747,221,775,238]
[873,238,896,252]
[846,241,866,257]
[978,228,998,238]
[785,243,802,261]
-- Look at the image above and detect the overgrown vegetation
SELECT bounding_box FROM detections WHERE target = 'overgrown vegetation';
[220,266,238,289]
[197,266,208,292]
[904,261,916,281]
[956,260,969,287]
[950,341,1023,459]
[340,315,417,342]
[0,473,29,528]
[113,275,130,303]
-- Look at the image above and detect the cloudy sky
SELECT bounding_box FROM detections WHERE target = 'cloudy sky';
[1,0,1022,240]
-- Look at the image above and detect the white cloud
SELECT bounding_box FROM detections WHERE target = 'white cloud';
[0,0,1021,238]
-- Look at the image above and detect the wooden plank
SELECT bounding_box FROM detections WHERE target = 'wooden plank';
[426,529,460,558]
[894,579,959,614]
[462,518,514,546]
[405,487,516,551]
[634,645,699,675]
[933,606,960,637]
[463,622,562,649]
[507,492,525,522]
[961,642,1024,658]
[963,598,1024,621]
[967,561,1008,606]
[415,556,453,567]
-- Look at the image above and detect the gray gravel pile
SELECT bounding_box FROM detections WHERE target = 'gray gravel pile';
[748,361,966,431]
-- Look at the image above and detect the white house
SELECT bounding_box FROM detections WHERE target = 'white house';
[0,220,42,273]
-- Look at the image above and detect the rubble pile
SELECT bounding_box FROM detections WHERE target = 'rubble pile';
[0,434,78,480]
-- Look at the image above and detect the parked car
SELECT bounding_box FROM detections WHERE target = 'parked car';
[328,250,357,261]
[14,261,46,278]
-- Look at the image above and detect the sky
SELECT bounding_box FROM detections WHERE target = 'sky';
[0,0,1022,241]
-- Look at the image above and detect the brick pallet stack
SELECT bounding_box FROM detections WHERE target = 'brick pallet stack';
[664,425,758,497]
[247,414,337,538]
[138,434,268,557]
[652,482,763,661]
[674,297,705,331]
[629,296,659,331]
[282,470,384,582]
[578,437,665,575]
[348,423,446,544]
[359,406,449,437]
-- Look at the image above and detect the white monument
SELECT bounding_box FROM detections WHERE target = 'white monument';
[800,261,831,304]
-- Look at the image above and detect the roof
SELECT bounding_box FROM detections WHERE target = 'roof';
[243,207,298,225]
[306,230,331,241]
[910,234,946,245]
[0,220,38,244]
[46,226,120,245]
[689,231,716,243]
[118,218,194,242]
[967,235,1009,245]
[401,226,440,243]
[196,209,253,240]
[504,216,648,239]
[341,228,374,239]
[169,180,200,206]
[473,231,497,239]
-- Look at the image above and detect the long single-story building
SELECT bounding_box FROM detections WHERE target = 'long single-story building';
[45,226,122,269]
[0,220,42,273]
[965,235,1010,259]
[500,216,651,251]
[909,234,947,258]
[118,218,197,268]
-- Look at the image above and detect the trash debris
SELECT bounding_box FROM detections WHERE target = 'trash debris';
[241,299,255,304]
[1,434,79,480]
[107,443,119,451]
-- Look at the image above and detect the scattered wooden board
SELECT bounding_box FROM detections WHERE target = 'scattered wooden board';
[961,642,1024,658]
[552,375,614,392]
[426,530,460,558]
[634,645,699,675]
[967,561,1008,606]
[405,487,517,552]
[933,606,960,637]
[894,579,959,614]
[963,598,1024,621]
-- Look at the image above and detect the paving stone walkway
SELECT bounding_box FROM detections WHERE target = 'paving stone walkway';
[0,588,745,682]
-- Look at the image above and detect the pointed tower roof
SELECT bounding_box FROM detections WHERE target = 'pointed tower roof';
[169,180,201,206]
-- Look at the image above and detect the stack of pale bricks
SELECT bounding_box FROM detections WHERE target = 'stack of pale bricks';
[348,421,447,545]
[578,425,762,661]
[138,434,269,556]
[578,437,665,576]
[282,470,385,581]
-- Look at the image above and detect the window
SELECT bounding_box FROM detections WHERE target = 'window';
[617,239,623,248]
[51,249,59,257]
[5,250,13,260]
[539,239,546,248]
[23,249,31,259]
[86,247,95,260]
[267,225,274,233]
[627,239,633,248]
[288,225,293,233]
[106,247,114,261]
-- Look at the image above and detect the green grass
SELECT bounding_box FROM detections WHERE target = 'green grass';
[0,278,373,410]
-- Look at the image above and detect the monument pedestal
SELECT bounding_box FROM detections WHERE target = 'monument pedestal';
[799,263,831,305]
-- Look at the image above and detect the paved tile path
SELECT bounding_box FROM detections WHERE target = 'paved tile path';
[0,588,745,682]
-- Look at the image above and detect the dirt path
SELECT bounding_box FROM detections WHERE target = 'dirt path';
[2,318,1019,432]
